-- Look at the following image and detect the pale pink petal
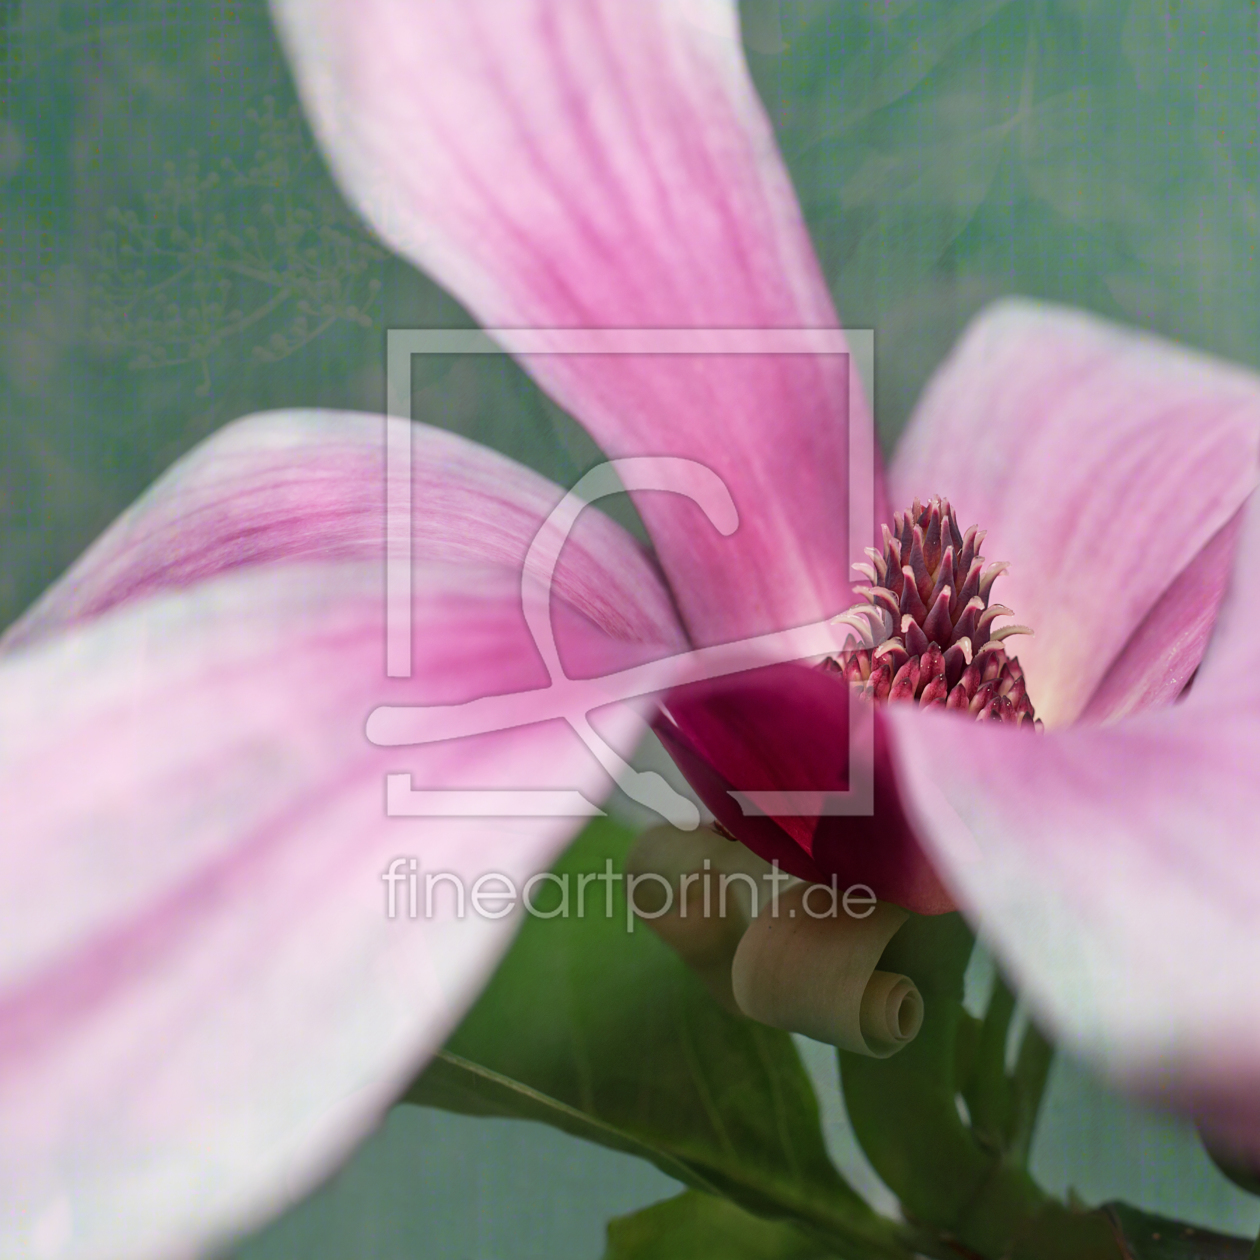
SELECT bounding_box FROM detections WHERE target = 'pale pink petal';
[270,0,874,645]
[2,410,682,656]
[1079,508,1245,724]
[0,558,674,1260]
[891,301,1260,725]
[884,492,1260,1159]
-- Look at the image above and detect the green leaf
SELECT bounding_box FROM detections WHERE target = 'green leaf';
[840,914,997,1229]
[959,969,1019,1154]
[1103,1202,1256,1260]
[604,1190,833,1260]
[405,818,912,1260]
[839,914,1121,1260]
[406,1051,705,1189]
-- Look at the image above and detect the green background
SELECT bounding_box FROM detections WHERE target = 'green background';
[2,0,1258,1254]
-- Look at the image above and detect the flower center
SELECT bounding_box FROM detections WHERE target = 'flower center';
[825,496,1041,729]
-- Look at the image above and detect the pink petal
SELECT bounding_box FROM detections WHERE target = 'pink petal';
[884,491,1260,1156]
[654,716,829,886]
[3,409,682,656]
[1079,507,1246,724]
[658,664,953,913]
[271,0,874,645]
[656,664,842,883]
[0,559,675,1259]
[891,301,1260,726]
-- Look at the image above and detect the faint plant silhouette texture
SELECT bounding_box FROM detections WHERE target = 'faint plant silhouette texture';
[86,96,384,396]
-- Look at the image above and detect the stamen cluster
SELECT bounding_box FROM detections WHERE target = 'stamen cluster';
[825,496,1041,729]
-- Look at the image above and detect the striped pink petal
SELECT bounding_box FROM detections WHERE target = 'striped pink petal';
[271,0,874,645]
[1079,507,1246,724]
[0,412,685,1256]
[3,410,681,655]
[0,559,674,1260]
[891,301,1260,726]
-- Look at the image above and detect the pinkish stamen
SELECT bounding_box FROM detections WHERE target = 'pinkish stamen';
[827,496,1041,729]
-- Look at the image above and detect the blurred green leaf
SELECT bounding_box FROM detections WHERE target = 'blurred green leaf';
[406,819,913,1260]
[604,1190,833,1260]
[1102,1202,1255,1260]
[952,971,1053,1167]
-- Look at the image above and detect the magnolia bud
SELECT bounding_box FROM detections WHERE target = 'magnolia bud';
[625,825,773,1012]
[731,884,922,1058]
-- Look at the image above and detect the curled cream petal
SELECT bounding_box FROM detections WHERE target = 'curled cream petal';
[831,612,876,649]
[864,547,888,581]
[977,561,1010,600]
[730,885,921,1058]
[625,825,772,1012]
[859,970,925,1055]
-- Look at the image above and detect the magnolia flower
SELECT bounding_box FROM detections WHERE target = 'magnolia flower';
[4,1,1260,1256]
